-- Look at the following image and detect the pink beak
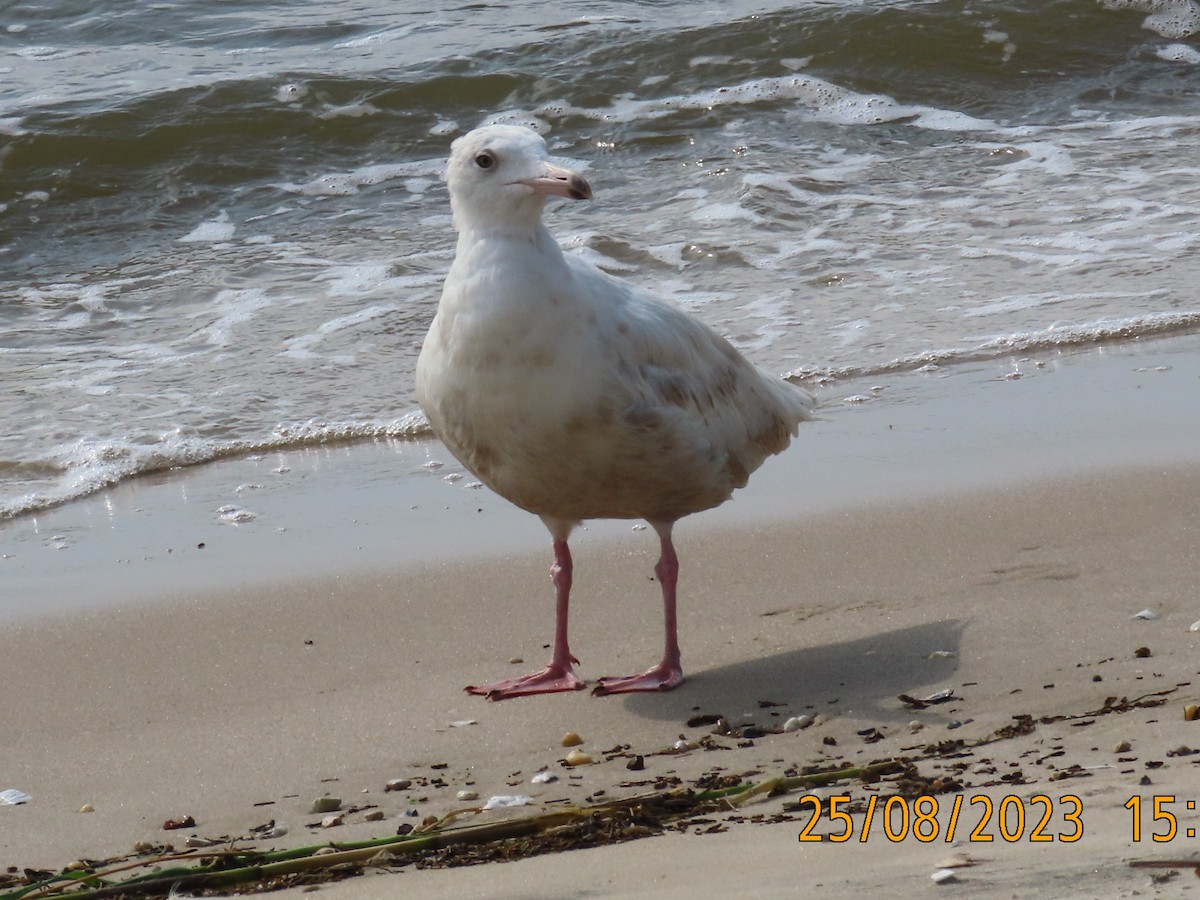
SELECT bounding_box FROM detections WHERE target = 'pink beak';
[515,162,592,201]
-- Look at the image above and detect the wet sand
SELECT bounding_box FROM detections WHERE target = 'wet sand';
[2,335,1199,898]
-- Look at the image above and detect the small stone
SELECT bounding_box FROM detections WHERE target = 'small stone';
[509,657,524,664]
[133,841,155,853]
[782,716,811,732]
[163,815,196,830]
[1134,646,1152,659]
[1185,704,1199,722]
[456,790,479,801]
[909,721,924,733]
[310,797,342,814]
[79,803,95,814]
[1167,745,1193,757]
[564,749,593,766]
[364,810,386,821]
[822,736,837,746]
[931,869,958,884]
[626,755,645,771]
[560,732,584,747]
[314,846,340,855]
[321,814,343,828]
[1140,774,1153,786]
[674,739,698,751]
[937,853,975,869]
[65,860,89,872]
[384,779,412,792]
[1114,740,1132,753]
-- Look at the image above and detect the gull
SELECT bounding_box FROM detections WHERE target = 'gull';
[416,124,814,699]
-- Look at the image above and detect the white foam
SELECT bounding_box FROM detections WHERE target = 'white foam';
[178,211,236,243]
[278,161,438,196]
[1101,0,1200,37]
[1157,41,1200,62]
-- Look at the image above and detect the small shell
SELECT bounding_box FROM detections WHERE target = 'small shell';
[1114,740,1132,753]
[560,732,584,747]
[673,739,698,751]
[65,861,89,872]
[1131,609,1160,620]
[456,790,479,802]
[930,869,959,884]
[531,770,558,784]
[783,715,813,732]
[79,803,95,814]
[564,749,593,766]
[1185,704,1199,722]
[314,846,340,855]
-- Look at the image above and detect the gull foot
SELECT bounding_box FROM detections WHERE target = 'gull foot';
[592,662,684,696]
[466,664,586,700]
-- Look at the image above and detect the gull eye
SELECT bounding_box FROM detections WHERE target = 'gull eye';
[474,150,496,170]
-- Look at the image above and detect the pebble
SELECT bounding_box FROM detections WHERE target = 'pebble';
[79,803,95,814]
[365,810,386,822]
[133,841,155,853]
[456,790,479,801]
[384,779,412,792]
[1134,646,1152,659]
[321,815,344,828]
[561,732,584,747]
[65,860,88,872]
[310,797,342,814]
[673,739,698,751]
[909,721,924,733]
[314,846,340,856]
[782,715,812,732]
[1185,705,1199,722]
[938,853,975,869]
[1114,740,1132,753]
[564,749,593,766]
[509,657,524,664]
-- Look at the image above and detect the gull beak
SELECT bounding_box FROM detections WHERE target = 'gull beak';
[515,162,593,201]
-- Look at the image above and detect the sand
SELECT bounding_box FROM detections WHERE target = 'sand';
[2,334,1200,899]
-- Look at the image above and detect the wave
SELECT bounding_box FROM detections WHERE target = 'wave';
[0,414,431,520]
[784,311,1200,383]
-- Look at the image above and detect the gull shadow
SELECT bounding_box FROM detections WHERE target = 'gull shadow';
[614,619,966,724]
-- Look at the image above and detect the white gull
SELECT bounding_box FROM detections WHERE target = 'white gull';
[416,124,815,699]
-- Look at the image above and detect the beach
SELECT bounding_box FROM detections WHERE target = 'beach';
[3,334,1199,898]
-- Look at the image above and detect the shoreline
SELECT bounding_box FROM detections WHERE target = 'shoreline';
[3,332,1200,623]
[2,333,1199,897]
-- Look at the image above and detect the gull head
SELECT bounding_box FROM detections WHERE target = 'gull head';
[446,124,592,234]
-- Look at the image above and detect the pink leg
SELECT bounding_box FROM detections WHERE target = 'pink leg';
[466,538,586,700]
[593,522,685,695]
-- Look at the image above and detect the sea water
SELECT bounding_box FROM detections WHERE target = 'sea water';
[2,0,1199,519]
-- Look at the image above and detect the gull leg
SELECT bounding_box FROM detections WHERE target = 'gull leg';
[466,537,586,700]
[594,521,685,695]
